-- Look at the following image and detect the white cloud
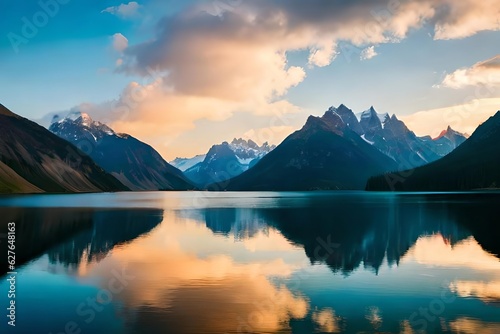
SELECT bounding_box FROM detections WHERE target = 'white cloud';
[400,98,500,138]
[243,125,298,147]
[112,33,128,52]
[308,40,338,67]
[442,55,500,89]
[360,46,378,60]
[102,2,141,19]
[433,0,500,40]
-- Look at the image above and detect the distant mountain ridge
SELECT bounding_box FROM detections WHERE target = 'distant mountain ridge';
[49,112,195,191]
[170,155,206,172]
[184,138,275,186]
[222,107,399,190]
[366,111,500,191]
[336,105,467,168]
[0,104,127,193]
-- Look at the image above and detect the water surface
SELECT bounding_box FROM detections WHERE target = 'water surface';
[1,191,499,333]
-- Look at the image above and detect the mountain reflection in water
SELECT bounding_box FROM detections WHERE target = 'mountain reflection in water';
[0,192,499,334]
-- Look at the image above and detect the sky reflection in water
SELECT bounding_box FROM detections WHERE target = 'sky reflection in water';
[0,192,499,333]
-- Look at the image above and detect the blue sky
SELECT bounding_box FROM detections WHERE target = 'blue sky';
[1,0,499,159]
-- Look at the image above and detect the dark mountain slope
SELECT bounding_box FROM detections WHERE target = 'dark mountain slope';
[0,104,127,193]
[49,113,194,191]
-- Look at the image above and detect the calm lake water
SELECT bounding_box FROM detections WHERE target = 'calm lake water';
[1,191,499,334]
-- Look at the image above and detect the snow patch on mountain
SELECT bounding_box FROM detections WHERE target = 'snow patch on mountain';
[170,154,206,171]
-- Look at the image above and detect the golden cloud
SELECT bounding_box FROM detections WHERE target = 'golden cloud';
[442,55,500,89]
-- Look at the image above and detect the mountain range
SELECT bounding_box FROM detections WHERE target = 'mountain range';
[222,108,399,190]
[342,105,466,168]
[49,112,195,191]
[0,104,127,193]
[0,101,489,194]
[367,111,500,191]
[182,138,275,187]
[220,104,468,190]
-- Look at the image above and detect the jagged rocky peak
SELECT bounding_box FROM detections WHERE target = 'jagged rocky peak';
[383,114,403,126]
[229,138,275,152]
[261,141,272,149]
[382,113,413,139]
[360,106,383,134]
[51,110,100,127]
[434,125,468,140]
[321,109,346,130]
[434,129,449,140]
[358,106,389,122]
[231,138,259,150]
[361,106,377,119]
[335,104,363,135]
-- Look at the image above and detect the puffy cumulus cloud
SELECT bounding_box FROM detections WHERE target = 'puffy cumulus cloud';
[122,0,442,80]
[102,79,301,158]
[308,40,338,67]
[400,98,500,138]
[433,0,500,40]
[101,1,141,19]
[442,55,500,89]
[119,3,498,106]
[112,33,128,52]
[124,31,306,102]
[360,46,378,60]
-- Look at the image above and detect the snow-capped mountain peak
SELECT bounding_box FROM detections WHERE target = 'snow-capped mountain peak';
[357,107,389,124]
[229,138,276,161]
[49,111,115,143]
[434,126,468,141]
[183,138,277,186]
[79,112,92,126]
[170,154,206,172]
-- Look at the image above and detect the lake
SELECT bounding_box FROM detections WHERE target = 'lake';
[0,191,499,334]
